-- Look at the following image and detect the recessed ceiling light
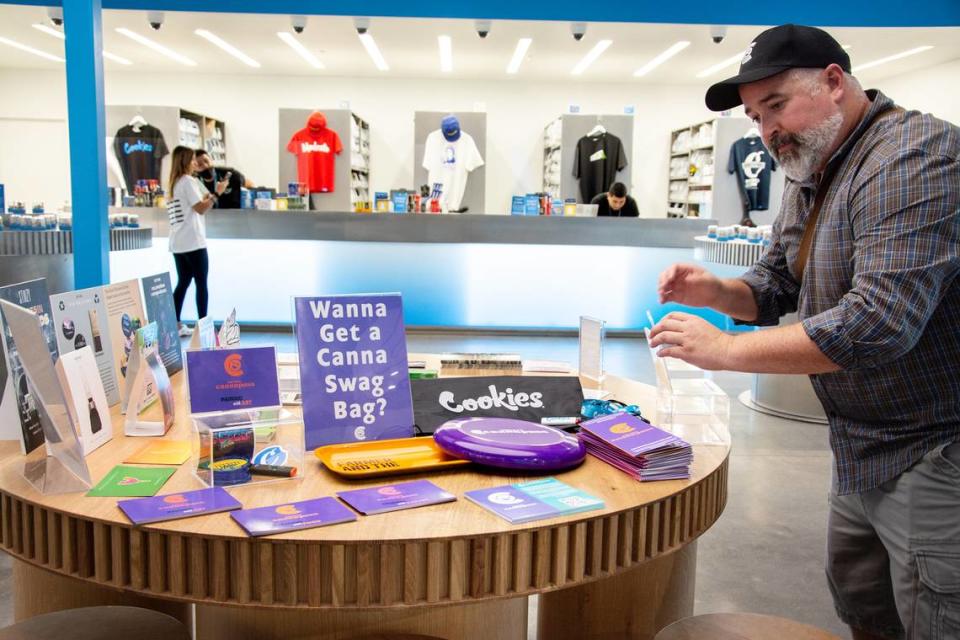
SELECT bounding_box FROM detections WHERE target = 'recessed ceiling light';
[634,40,690,77]
[102,51,133,65]
[195,29,259,68]
[116,28,196,66]
[32,23,131,64]
[695,51,744,78]
[0,35,63,62]
[506,38,532,74]
[853,45,933,72]
[358,32,389,71]
[438,35,452,73]
[571,39,612,76]
[841,44,853,50]
[277,31,324,69]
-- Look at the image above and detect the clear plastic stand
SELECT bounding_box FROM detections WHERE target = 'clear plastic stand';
[644,327,730,447]
[124,346,175,437]
[579,315,609,398]
[0,300,92,494]
[217,308,240,347]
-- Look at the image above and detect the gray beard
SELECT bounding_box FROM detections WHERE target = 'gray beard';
[770,111,844,182]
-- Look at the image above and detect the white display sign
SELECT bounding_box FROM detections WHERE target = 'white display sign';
[55,346,112,456]
[578,315,605,383]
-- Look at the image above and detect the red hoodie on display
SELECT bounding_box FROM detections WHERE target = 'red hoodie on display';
[286,111,343,193]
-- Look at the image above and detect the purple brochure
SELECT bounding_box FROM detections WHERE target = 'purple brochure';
[294,295,415,450]
[464,486,559,524]
[118,487,241,525]
[186,346,280,413]
[337,479,455,515]
[231,497,357,536]
[579,413,690,457]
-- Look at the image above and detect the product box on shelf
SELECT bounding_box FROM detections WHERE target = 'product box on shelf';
[510,196,525,215]
[0,184,4,215]
[191,408,305,488]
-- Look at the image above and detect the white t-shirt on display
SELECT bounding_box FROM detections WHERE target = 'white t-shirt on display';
[167,175,207,253]
[421,130,484,212]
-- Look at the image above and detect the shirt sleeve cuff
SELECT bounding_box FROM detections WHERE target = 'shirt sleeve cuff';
[802,308,856,369]
[734,269,784,327]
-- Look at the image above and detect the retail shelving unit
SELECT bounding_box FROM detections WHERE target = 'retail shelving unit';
[667,116,782,224]
[541,113,633,204]
[278,108,371,213]
[543,116,562,199]
[349,113,371,211]
[106,105,228,194]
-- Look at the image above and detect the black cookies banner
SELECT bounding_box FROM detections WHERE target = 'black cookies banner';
[411,375,583,435]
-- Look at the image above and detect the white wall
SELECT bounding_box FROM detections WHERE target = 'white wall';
[0,68,715,216]
[6,63,955,219]
[875,59,960,126]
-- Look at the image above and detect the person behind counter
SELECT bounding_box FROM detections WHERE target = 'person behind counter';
[194,149,253,209]
[590,182,640,217]
[167,146,228,337]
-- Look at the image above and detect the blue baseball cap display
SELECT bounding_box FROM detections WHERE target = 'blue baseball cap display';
[441,114,461,141]
[705,24,851,112]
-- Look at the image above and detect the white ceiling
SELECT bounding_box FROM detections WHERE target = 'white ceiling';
[0,6,958,84]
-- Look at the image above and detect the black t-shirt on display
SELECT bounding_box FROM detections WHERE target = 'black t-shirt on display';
[199,166,245,209]
[727,136,777,212]
[113,124,169,193]
[573,132,627,203]
[590,193,639,217]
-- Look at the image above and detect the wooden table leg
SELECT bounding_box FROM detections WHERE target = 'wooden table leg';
[195,596,528,640]
[12,559,193,629]
[537,541,697,640]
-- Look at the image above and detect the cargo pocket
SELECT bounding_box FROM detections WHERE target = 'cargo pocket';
[914,547,960,640]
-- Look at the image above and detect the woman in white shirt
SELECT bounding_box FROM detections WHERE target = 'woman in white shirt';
[166,146,227,336]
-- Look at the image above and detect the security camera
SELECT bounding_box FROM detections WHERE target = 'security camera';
[475,19,491,39]
[571,22,587,42]
[710,25,727,44]
[291,15,307,35]
[354,17,370,35]
[47,7,63,27]
[148,11,164,31]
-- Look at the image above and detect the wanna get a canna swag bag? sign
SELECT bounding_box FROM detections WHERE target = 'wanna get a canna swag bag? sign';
[294,294,415,450]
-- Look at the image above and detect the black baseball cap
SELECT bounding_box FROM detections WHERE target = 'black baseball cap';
[705,24,851,111]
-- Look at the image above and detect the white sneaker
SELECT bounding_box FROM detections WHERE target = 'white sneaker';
[178,324,193,338]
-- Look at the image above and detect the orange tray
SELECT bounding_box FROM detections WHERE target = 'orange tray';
[314,437,471,478]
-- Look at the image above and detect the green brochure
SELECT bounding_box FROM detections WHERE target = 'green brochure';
[86,464,176,497]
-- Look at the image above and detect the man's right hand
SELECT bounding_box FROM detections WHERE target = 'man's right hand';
[658,263,722,307]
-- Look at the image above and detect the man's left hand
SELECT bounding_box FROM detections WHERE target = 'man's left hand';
[648,312,734,371]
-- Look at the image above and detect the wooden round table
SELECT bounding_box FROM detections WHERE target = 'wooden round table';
[0,359,729,640]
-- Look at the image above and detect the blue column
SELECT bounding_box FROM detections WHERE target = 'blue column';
[63,0,109,288]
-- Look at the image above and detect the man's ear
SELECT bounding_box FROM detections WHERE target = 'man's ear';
[824,64,846,102]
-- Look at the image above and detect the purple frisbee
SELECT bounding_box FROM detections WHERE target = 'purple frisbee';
[432,417,586,471]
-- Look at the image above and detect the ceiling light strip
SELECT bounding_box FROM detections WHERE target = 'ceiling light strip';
[195,29,259,68]
[853,45,933,72]
[0,35,63,62]
[358,32,388,71]
[115,27,196,66]
[438,35,452,73]
[695,51,744,78]
[506,37,532,74]
[33,23,131,64]
[571,39,612,76]
[277,31,324,69]
[634,40,690,77]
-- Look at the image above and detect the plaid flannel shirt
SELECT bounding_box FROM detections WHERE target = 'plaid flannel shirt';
[738,90,960,495]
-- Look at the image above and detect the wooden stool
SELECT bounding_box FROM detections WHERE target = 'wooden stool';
[0,606,191,640]
[655,613,842,640]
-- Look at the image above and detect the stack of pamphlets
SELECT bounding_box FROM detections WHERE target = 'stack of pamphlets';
[440,353,522,372]
[578,413,692,481]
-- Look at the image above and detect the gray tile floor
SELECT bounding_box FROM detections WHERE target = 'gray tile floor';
[0,332,849,638]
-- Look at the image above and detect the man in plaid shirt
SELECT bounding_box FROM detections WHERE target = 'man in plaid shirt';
[650,25,959,640]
